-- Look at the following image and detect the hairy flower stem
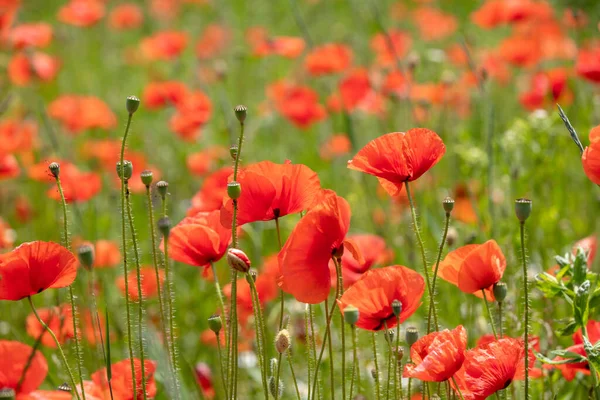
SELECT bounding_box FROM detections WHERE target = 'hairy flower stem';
[334,257,346,400]
[287,351,302,400]
[349,323,359,400]
[28,296,82,400]
[372,332,381,400]
[216,333,228,399]
[119,112,138,394]
[275,217,286,332]
[405,181,437,328]
[145,186,168,345]
[428,212,450,333]
[210,262,227,317]
[247,273,269,400]
[310,299,337,400]
[498,302,504,338]
[519,222,530,399]
[54,174,86,400]
[395,317,401,400]
[308,304,319,400]
[384,322,392,400]
[125,182,148,400]
[481,290,498,339]
[452,376,465,400]
[325,299,335,400]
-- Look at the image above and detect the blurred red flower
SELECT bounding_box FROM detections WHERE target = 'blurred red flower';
[116,266,165,301]
[304,43,352,76]
[582,125,600,185]
[143,81,189,110]
[0,154,19,180]
[108,3,143,30]
[169,90,212,141]
[267,81,326,129]
[48,95,117,134]
[58,0,105,27]
[91,358,157,399]
[141,30,188,61]
[196,24,231,59]
[0,340,48,394]
[8,52,60,86]
[187,167,232,215]
[9,23,52,49]
[370,30,411,67]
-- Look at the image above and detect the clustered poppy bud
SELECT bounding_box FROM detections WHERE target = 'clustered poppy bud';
[126,95,140,114]
[57,383,72,392]
[246,269,257,283]
[0,388,16,400]
[156,181,169,199]
[515,198,532,223]
[48,162,60,178]
[344,305,359,326]
[392,299,402,317]
[227,248,251,273]
[227,181,242,200]
[405,326,419,347]
[77,244,94,270]
[275,329,291,354]
[229,145,239,161]
[208,314,222,334]
[158,216,171,237]
[141,170,153,187]
[234,105,247,123]
[493,282,508,303]
[116,160,133,181]
[443,197,455,214]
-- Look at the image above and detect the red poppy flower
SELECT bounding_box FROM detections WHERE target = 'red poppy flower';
[8,52,61,86]
[329,234,392,289]
[452,337,525,399]
[477,334,542,380]
[347,128,445,196]
[48,95,117,134]
[412,7,457,41]
[92,239,121,268]
[0,118,37,155]
[58,0,105,27]
[573,320,600,345]
[187,167,233,215]
[577,47,600,83]
[247,27,305,58]
[583,125,600,185]
[370,30,411,67]
[220,160,321,226]
[0,241,77,301]
[453,184,478,225]
[0,340,47,394]
[574,235,597,266]
[46,166,102,203]
[91,358,157,399]
[116,266,165,301]
[169,90,212,141]
[108,4,143,30]
[168,210,231,270]
[320,134,352,161]
[10,23,53,49]
[437,240,506,301]
[0,154,19,180]
[336,68,373,112]
[549,344,589,381]
[142,81,188,110]
[519,68,572,111]
[337,265,424,330]
[187,146,227,176]
[141,31,188,61]
[304,43,352,76]
[277,191,359,304]
[499,35,541,68]
[195,24,231,59]
[25,304,73,348]
[403,325,467,382]
[267,81,326,129]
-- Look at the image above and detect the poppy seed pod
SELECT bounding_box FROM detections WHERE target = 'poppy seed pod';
[0,388,15,400]
[126,95,140,114]
[77,244,94,270]
[227,248,251,273]
[57,383,72,392]
[234,104,247,123]
[493,282,508,303]
[344,305,359,326]
[392,299,402,317]
[208,314,222,334]
[443,197,455,214]
[158,216,171,237]
[227,181,242,200]
[116,160,133,180]
[141,169,153,187]
[406,326,419,347]
[275,329,291,354]
[515,198,532,222]
[229,145,238,161]
[48,162,60,178]
[246,268,257,283]
[156,181,168,199]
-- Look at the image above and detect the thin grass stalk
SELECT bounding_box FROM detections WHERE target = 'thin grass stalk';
[325,298,335,400]
[334,256,346,399]
[349,323,359,400]
[428,211,450,333]
[287,351,301,400]
[452,376,465,400]
[305,305,313,399]
[481,290,498,339]
[498,302,504,338]
[17,319,46,391]
[310,300,337,400]
[54,173,87,400]
[160,206,178,389]
[28,296,81,400]
[309,304,320,400]
[216,333,228,399]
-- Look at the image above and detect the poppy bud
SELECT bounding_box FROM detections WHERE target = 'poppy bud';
[405,326,419,347]
[446,227,458,247]
[371,367,378,380]
[230,145,239,161]
[344,305,359,326]
[515,198,532,222]
[208,314,222,334]
[395,346,404,362]
[48,162,60,178]
[0,388,15,400]
[392,299,402,317]
[275,329,291,354]
[126,95,140,114]
[493,282,507,303]
[116,160,133,180]
[57,383,72,392]
[156,181,169,199]
[268,376,283,398]
[158,216,171,237]
[227,181,242,200]
[77,243,94,270]
[141,170,153,187]
[270,357,278,374]
[384,329,395,344]
[246,268,257,283]
[443,197,455,214]
[227,248,251,273]
[234,105,247,123]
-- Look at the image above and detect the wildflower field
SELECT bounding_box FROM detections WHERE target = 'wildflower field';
[3,0,600,399]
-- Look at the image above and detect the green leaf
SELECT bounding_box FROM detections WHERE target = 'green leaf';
[535,350,586,365]
[536,272,568,298]
[573,249,588,285]
[584,335,600,385]
[574,281,591,327]
[556,320,579,337]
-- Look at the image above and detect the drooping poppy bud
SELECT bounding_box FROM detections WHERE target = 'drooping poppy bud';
[385,329,395,344]
[126,95,140,114]
[227,248,251,273]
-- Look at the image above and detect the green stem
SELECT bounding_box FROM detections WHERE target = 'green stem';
[309,304,319,400]
[287,351,301,400]
[325,299,335,400]
[275,217,285,332]
[405,181,437,328]
[28,297,81,400]
[310,299,337,400]
[119,112,137,395]
[216,333,228,399]
[520,222,529,399]
[428,212,450,333]
[247,273,269,400]
[55,175,86,400]
[210,262,227,317]
[305,305,313,399]
[482,290,498,340]
[498,302,504,338]
[162,214,178,387]
[384,321,392,400]
[394,317,401,400]
[372,332,381,400]
[275,353,283,400]
[451,376,465,400]
[350,324,359,400]
[334,257,346,400]
[125,182,148,400]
